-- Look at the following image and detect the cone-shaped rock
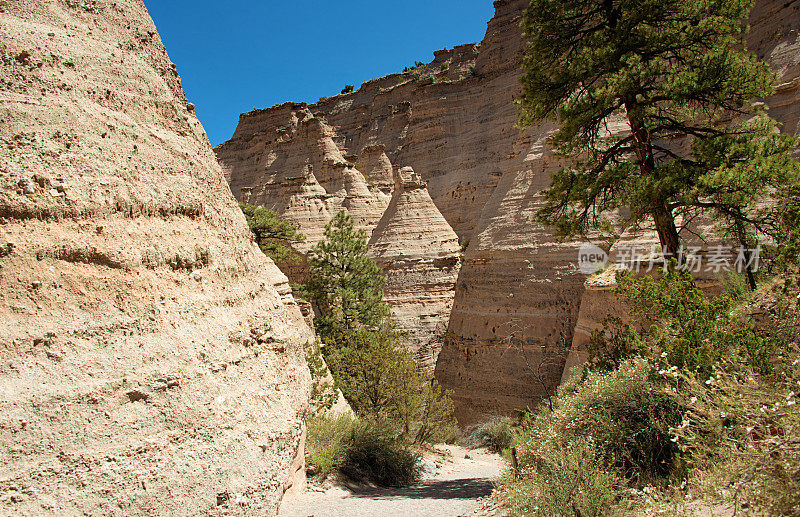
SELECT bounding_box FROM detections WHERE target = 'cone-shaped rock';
[216,105,389,251]
[369,167,462,368]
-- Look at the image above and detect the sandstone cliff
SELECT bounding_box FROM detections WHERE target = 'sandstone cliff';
[0,1,311,514]
[218,0,800,425]
[368,167,462,369]
[216,104,389,252]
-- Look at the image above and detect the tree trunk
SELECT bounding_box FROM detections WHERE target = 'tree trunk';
[653,202,681,260]
[626,102,682,259]
[735,219,758,290]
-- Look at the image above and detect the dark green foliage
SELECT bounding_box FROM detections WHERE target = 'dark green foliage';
[339,420,422,487]
[341,84,354,94]
[594,267,773,376]
[301,211,389,339]
[239,203,305,264]
[520,0,799,262]
[324,325,455,444]
[306,415,423,487]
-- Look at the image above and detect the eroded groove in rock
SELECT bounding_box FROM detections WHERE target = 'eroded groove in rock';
[0,1,311,514]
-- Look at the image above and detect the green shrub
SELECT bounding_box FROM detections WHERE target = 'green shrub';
[341,84,354,94]
[590,267,773,377]
[498,438,619,517]
[306,413,356,477]
[325,326,456,444]
[527,359,681,481]
[465,417,517,453]
[306,415,422,487]
[340,420,422,487]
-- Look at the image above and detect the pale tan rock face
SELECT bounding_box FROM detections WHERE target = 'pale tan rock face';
[0,1,312,515]
[216,104,389,252]
[369,167,462,369]
[218,0,800,425]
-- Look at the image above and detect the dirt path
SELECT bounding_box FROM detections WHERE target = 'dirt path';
[278,446,505,517]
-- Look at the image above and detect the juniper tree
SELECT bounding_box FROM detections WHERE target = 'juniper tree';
[521,0,799,279]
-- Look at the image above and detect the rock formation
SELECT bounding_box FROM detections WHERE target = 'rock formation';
[0,1,311,514]
[218,0,800,425]
[368,167,462,369]
[216,104,389,252]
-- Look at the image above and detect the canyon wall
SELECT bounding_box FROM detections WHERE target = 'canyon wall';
[0,1,311,515]
[218,0,800,424]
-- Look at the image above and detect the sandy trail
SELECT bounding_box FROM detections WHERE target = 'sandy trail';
[278,445,504,517]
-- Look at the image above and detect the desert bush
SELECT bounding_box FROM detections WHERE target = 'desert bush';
[589,267,772,377]
[306,413,356,477]
[306,414,422,487]
[666,285,800,515]
[522,358,682,482]
[464,417,517,454]
[340,419,422,487]
[669,354,800,515]
[499,358,683,516]
[498,438,620,517]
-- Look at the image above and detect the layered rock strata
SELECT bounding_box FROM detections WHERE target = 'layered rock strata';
[216,105,389,252]
[368,167,462,369]
[219,0,800,425]
[0,1,311,515]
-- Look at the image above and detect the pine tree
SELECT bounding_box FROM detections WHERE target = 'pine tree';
[520,0,799,277]
[302,211,456,441]
[240,203,305,264]
[303,211,389,340]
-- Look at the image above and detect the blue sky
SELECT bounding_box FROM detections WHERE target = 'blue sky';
[143,1,495,146]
